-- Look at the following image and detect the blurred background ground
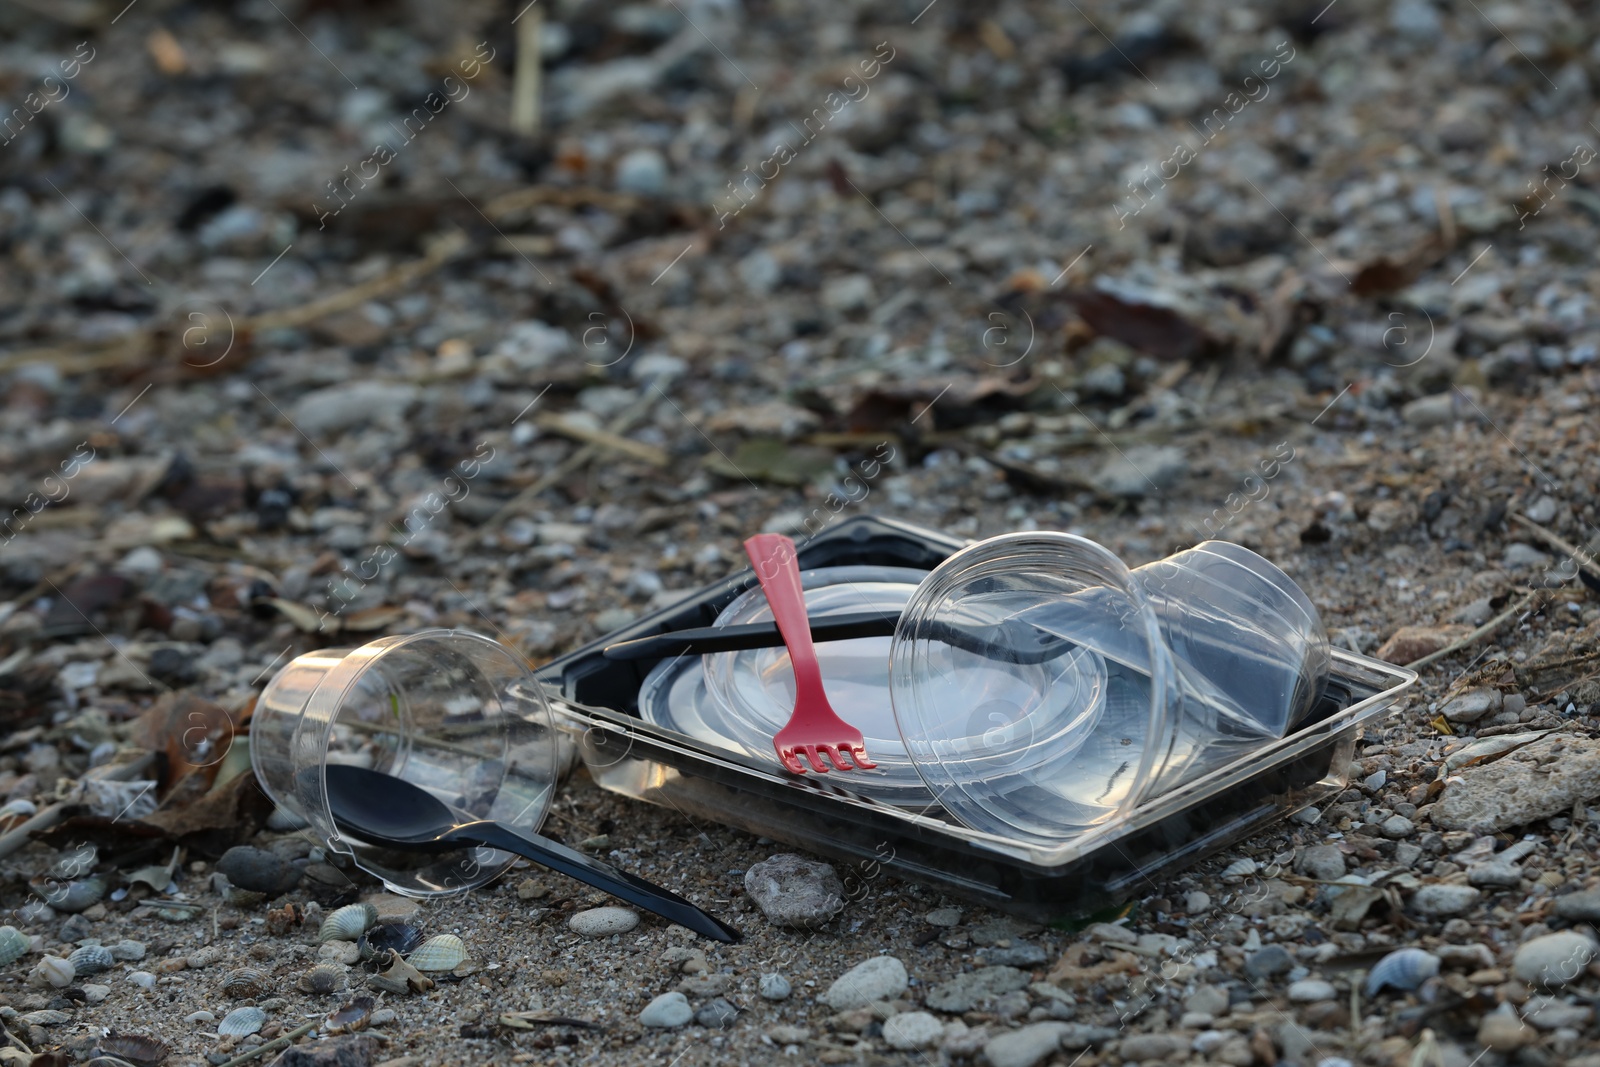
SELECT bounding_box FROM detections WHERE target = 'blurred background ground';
[1,0,1599,1065]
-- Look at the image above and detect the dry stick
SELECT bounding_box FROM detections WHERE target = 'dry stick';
[1508,512,1600,584]
[535,414,669,466]
[214,1022,317,1067]
[511,6,543,136]
[486,387,662,528]
[0,752,159,862]
[1405,590,1545,671]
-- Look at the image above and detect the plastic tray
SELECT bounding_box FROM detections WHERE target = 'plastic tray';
[534,516,1417,921]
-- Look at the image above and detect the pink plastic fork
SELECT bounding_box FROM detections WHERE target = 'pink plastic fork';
[743,533,877,775]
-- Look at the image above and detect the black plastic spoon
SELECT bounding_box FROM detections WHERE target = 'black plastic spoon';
[319,765,741,943]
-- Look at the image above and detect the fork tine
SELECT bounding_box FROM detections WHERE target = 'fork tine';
[777,746,807,775]
[804,745,830,774]
[843,743,877,770]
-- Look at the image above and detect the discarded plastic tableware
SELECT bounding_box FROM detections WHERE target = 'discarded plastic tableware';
[743,533,877,774]
[251,629,561,896]
[889,533,1330,843]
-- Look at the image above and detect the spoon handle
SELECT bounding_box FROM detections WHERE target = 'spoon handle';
[450,821,742,943]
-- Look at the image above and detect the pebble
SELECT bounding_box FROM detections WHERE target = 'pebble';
[1184,891,1211,912]
[1119,1033,1186,1060]
[1522,995,1593,1030]
[1298,845,1347,881]
[743,854,845,929]
[983,1022,1071,1067]
[758,973,791,1001]
[882,1011,943,1050]
[128,971,157,989]
[1478,1004,1532,1051]
[110,940,146,961]
[638,991,693,1028]
[1288,979,1337,1002]
[822,956,908,1011]
[924,907,963,928]
[186,1010,215,1024]
[1502,543,1549,569]
[1468,862,1523,889]
[1412,884,1481,916]
[1513,932,1597,988]
[925,966,1029,1013]
[977,944,1048,967]
[1185,985,1230,1017]
[1094,445,1188,497]
[1244,945,1294,978]
[1435,736,1600,832]
[1555,889,1600,922]
[1380,815,1415,839]
[1441,687,1503,724]
[566,906,639,938]
[767,1024,811,1044]
[614,148,668,196]
[289,381,419,436]
[694,997,739,1029]
[216,846,302,895]
[1523,495,1558,524]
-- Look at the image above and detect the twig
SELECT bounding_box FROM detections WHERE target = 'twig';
[535,414,669,466]
[486,387,662,527]
[1508,512,1600,585]
[512,6,543,136]
[1405,590,1544,671]
[214,1022,316,1067]
[0,752,159,862]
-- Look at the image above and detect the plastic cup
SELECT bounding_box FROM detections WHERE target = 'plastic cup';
[889,533,1329,844]
[250,629,559,896]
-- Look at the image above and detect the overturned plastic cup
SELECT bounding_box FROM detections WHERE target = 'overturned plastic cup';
[889,533,1329,844]
[251,629,559,896]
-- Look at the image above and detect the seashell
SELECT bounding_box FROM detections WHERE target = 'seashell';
[21,1008,72,1025]
[1220,858,1257,879]
[324,995,374,1035]
[1366,947,1442,996]
[128,970,158,989]
[217,1005,268,1037]
[30,955,75,988]
[68,945,116,975]
[368,949,433,995]
[318,940,360,966]
[0,925,29,967]
[83,983,111,1003]
[317,903,378,943]
[152,957,189,974]
[32,875,108,913]
[220,966,270,1004]
[98,1031,173,1066]
[358,921,424,961]
[186,1011,215,1025]
[295,963,348,995]
[406,933,467,972]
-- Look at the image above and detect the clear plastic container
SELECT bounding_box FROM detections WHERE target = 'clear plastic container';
[250,629,559,895]
[889,533,1330,844]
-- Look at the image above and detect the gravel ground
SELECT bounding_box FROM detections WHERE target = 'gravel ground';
[2,0,1600,1065]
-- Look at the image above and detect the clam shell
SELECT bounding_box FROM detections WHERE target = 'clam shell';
[317,903,378,943]
[1365,947,1442,996]
[358,921,424,961]
[221,967,272,998]
[68,944,116,975]
[98,1031,173,1067]
[324,995,374,1035]
[217,1005,268,1037]
[296,963,348,995]
[34,875,107,913]
[21,1008,71,1025]
[406,933,466,972]
[0,925,28,967]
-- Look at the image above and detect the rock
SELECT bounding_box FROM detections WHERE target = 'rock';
[925,966,1029,1013]
[1185,984,1230,1017]
[758,972,791,1000]
[289,381,418,436]
[977,944,1048,967]
[1119,1033,1185,1060]
[694,997,739,1029]
[1477,1004,1531,1051]
[1512,932,1597,988]
[1244,945,1294,978]
[983,1022,1070,1067]
[1468,862,1523,889]
[216,846,302,895]
[744,854,845,929]
[821,274,876,313]
[767,1024,812,1043]
[1553,889,1600,922]
[1401,392,1463,428]
[1298,845,1346,881]
[1502,543,1548,569]
[1082,922,1137,945]
[567,906,639,938]
[823,956,908,1011]
[924,907,963,928]
[1373,625,1467,665]
[1184,891,1211,912]
[1287,979,1336,1002]
[639,991,693,1028]
[1058,1024,1119,1050]
[1411,884,1480,916]
[1380,815,1416,839]
[1521,995,1592,1030]
[1523,495,1558,524]
[268,1036,382,1067]
[1441,688,1503,724]
[1434,736,1600,832]
[614,148,668,196]
[882,1011,943,1050]
[1094,445,1188,497]
[676,973,732,997]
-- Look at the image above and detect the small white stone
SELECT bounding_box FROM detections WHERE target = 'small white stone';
[639,991,693,1028]
[1513,932,1598,988]
[823,956,908,1011]
[1288,979,1337,1002]
[186,1010,215,1024]
[883,1011,943,1050]
[758,972,791,1001]
[128,970,158,989]
[567,906,640,938]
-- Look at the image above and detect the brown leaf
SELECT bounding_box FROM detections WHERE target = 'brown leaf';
[139,770,275,856]
[1069,290,1216,362]
[269,597,331,633]
[41,572,135,638]
[1373,625,1470,665]
[132,691,239,798]
[340,605,407,633]
[1349,257,1413,297]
